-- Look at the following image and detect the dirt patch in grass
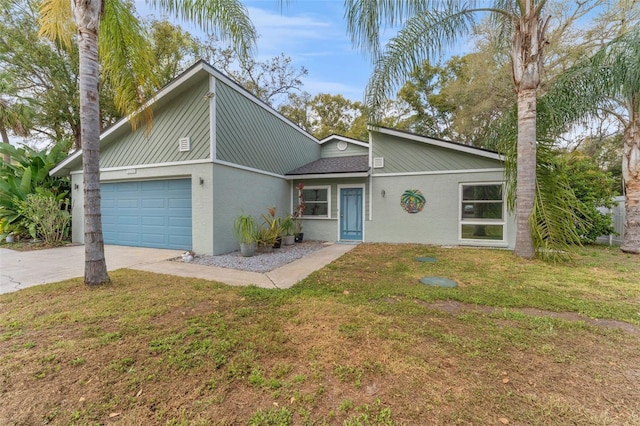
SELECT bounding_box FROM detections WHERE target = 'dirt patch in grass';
[1,244,639,425]
[427,300,640,337]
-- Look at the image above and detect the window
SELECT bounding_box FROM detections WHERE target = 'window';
[460,183,505,242]
[302,186,330,218]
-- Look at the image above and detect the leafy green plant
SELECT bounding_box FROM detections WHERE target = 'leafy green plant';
[0,140,70,239]
[17,190,71,245]
[233,213,258,245]
[259,207,281,247]
[280,215,296,236]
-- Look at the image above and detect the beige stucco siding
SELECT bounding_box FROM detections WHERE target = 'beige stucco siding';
[100,79,211,168]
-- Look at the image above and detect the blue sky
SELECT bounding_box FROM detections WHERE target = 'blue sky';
[141,0,377,101]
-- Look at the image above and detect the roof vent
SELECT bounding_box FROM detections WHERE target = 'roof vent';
[178,137,191,152]
[373,157,384,168]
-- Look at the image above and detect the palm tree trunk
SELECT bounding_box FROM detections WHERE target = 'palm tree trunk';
[1,125,10,163]
[74,0,110,285]
[515,87,537,259]
[621,112,640,254]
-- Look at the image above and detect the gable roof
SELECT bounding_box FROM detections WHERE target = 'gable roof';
[51,60,319,177]
[286,155,369,177]
[369,125,504,162]
[319,134,369,149]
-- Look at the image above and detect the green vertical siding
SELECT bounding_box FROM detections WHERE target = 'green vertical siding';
[372,133,501,174]
[321,141,368,158]
[100,78,210,168]
[215,81,320,174]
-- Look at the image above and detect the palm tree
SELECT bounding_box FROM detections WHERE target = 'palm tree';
[38,0,256,285]
[345,0,552,259]
[535,28,640,254]
[0,72,33,164]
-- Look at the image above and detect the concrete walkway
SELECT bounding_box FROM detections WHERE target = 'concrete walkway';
[132,243,355,289]
[0,243,356,294]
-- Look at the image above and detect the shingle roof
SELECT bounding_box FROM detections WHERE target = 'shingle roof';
[286,155,369,175]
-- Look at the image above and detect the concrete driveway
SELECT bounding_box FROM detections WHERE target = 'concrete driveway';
[0,245,184,294]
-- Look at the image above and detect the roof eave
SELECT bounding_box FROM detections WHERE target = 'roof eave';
[285,171,370,180]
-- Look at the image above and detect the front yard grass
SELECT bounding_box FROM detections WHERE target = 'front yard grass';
[1,244,639,425]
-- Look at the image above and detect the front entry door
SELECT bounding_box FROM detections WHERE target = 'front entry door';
[340,187,363,240]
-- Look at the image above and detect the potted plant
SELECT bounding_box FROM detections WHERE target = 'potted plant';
[293,183,305,243]
[280,215,296,246]
[260,207,281,249]
[233,213,257,257]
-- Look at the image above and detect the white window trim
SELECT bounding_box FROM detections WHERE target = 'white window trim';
[458,182,506,244]
[302,185,331,219]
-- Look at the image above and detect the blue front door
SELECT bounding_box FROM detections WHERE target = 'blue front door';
[340,188,363,240]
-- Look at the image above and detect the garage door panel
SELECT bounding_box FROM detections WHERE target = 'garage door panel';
[142,216,165,226]
[142,199,166,209]
[101,179,192,250]
[118,232,142,242]
[102,199,116,209]
[168,197,191,208]
[142,233,166,244]
[169,235,191,246]
[117,215,140,225]
[168,216,190,227]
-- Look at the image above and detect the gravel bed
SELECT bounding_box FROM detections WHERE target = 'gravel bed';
[180,241,328,273]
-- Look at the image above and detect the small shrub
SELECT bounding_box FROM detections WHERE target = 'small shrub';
[17,190,70,245]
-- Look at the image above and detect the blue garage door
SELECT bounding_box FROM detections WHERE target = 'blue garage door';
[101,179,192,250]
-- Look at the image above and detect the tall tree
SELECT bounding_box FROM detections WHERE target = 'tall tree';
[346,0,590,259]
[0,72,33,163]
[202,44,308,108]
[563,28,640,253]
[38,0,256,285]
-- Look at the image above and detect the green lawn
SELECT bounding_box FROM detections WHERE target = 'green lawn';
[1,244,639,425]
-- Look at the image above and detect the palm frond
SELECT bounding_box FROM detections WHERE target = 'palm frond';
[38,0,75,47]
[366,7,477,122]
[146,0,256,61]
[100,0,159,128]
[531,139,584,263]
[345,0,479,58]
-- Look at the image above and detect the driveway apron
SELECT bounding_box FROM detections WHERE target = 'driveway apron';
[0,245,183,294]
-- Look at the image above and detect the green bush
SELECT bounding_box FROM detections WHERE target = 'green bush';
[0,140,70,239]
[17,191,71,245]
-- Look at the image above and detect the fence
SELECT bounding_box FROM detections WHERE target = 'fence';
[596,196,625,246]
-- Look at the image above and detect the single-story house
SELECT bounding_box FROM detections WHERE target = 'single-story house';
[51,60,515,255]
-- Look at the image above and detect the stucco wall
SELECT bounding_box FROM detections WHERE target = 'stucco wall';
[211,164,290,255]
[366,170,516,248]
[69,162,215,255]
[291,178,369,242]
